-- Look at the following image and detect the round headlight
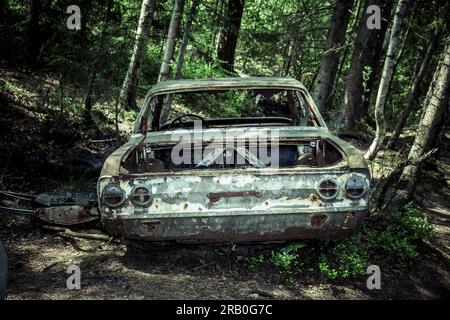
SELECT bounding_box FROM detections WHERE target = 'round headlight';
[130,185,152,207]
[345,176,366,198]
[102,184,126,207]
[317,179,338,199]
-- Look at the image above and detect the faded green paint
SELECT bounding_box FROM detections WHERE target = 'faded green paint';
[98,77,370,242]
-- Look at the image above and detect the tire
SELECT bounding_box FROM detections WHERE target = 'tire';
[0,240,7,300]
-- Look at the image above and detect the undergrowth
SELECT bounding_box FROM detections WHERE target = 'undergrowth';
[239,203,435,283]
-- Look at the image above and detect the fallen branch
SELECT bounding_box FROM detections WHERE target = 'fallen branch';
[43,225,112,241]
[248,289,280,300]
[89,138,118,143]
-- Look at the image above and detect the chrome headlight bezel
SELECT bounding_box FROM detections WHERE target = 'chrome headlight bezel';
[316,178,339,200]
[130,184,153,207]
[345,175,367,199]
[101,184,126,208]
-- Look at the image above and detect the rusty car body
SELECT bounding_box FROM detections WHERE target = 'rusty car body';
[97,77,371,243]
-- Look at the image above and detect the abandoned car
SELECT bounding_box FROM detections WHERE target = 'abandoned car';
[98,77,371,242]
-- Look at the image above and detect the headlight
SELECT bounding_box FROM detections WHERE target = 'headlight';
[102,184,126,207]
[345,175,367,198]
[130,185,152,207]
[317,178,338,199]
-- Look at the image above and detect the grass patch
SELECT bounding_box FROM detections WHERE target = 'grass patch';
[237,203,435,283]
[317,203,434,280]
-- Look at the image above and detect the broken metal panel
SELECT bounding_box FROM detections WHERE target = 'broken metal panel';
[99,171,368,215]
[100,134,145,176]
[34,192,97,207]
[35,206,99,226]
[97,170,369,242]
[102,210,366,243]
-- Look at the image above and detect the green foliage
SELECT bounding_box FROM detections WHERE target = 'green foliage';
[248,254,265,269]
[269,243,304,283]
[318,203,434,280]
[270,250,298,283]
[362,65,373,94]
[0,79,15,94]
[318,237,369,280]
[236,206,433,283]
[180,57,231,79]
[1,0,446,133]
[393,203,435,242]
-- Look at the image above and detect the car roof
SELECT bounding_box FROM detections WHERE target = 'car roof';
[144,77,307,96]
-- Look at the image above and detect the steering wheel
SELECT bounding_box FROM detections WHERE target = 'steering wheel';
[168,113,210,130]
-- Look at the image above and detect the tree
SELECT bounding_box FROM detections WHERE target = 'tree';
[388,38,450,209]
[118,0,154,111]
[387,29,438,149]
[339,0,394,130]
[365,0,408,160]
[174,0,201,79]
[160,0,201,123]
[216,0,245,72]
[83,0,114,125]
[312,0,355,115]
[27,0,41,65]
[158,0,186,82]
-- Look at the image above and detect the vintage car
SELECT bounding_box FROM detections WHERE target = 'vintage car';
[98,77,370,243]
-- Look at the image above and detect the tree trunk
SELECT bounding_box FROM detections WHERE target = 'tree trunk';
[364,4,416,124]
[83,68,95,125]
[174,0,200,79]
[387,29,438,149]
[283,32,301,77]
[83,0,113,125]
[158,0,186,82]
[338,0,393,130]
[364,0,408,160]
[216,0,245,72]
[388,38,450,209]
[160,0,201,124]
[312,0,355,115]
[209,0,223,59]
[27,0,41,65]
[118,0,154,111]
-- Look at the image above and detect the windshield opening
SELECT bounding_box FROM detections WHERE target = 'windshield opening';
[147,88,319,131]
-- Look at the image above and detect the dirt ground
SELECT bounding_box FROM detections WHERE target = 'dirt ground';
[0,70,449,300]
[0,213,449,300]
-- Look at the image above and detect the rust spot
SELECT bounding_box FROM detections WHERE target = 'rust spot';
[35,206,99,226]
[183,203,188,210]
[208,191,261,203]
[311,214,327,227]
[142,220,161,231]
[345,211,355,218]
[309,194,320,202]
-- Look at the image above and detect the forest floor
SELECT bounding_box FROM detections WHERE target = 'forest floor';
[0,70,449,300]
